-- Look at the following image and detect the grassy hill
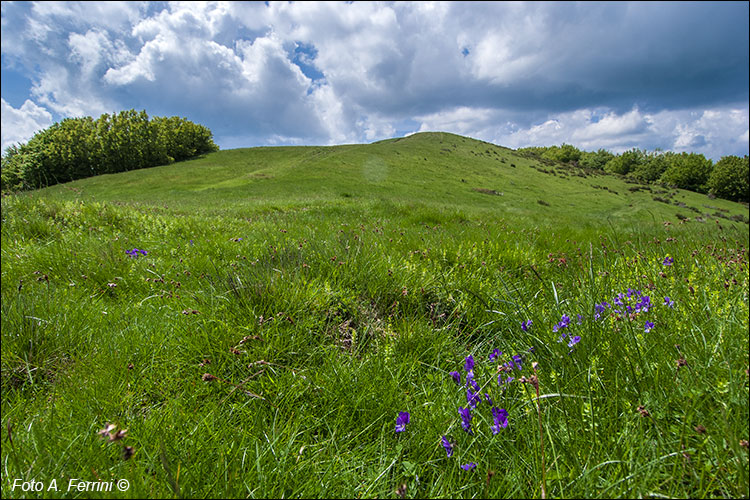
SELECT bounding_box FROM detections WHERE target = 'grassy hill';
[2,132,748,498]
[34,131,749,228]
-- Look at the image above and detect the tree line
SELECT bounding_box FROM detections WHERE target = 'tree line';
[518,144,749,203]
[1,109,219,192]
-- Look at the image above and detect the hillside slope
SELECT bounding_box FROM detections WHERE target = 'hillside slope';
[3,132,748,499]
[35,131,748,229]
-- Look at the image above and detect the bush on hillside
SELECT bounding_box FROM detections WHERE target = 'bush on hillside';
[579,149,614,170]
[604,148,645,176]
[660,152,713,193]
[1,109,219,192]
[708,155,749,203]
[517,146,550,159]
[630,151,671,183]
[515,142,745,203]
[541,143,582,164]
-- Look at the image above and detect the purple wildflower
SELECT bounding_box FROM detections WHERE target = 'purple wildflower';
[470,379,480,392]
[461,462,476,471]
[491,407,509,434]
[664,296,674,308]
[441,436,453,457]
[464,355,475,373]
[449,371,461,384]
[512,354,523,371]
[395,411,410,433]
[521,320,532,332]
[467,388,481,408]
[126,248,148,258]
[459,407,473,434]
[594,301,610,320]
[484,393,493,405]
[635,295,652,313]
[663,256,674,266]
[568,335,581,348]
[559,314,570,328]
[553,314,571,334]
[577,314,583,325]
[489,348,501,361]
[644,321,655,333]
[465,371,479,391]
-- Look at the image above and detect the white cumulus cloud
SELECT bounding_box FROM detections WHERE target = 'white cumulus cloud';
[1,98,54,153]
[0,1,747,158]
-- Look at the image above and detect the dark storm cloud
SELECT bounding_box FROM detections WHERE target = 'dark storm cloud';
[357,1,749,121]
[1,1,747,158]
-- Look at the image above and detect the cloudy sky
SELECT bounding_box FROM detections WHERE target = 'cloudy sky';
[1,1,748,160]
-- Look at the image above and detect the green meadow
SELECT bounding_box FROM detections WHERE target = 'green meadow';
[2,132,748,498]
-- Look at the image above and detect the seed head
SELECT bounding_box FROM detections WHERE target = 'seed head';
[395,483,407,497]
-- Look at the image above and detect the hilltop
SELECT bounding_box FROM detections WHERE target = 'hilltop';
[33,131,749,230]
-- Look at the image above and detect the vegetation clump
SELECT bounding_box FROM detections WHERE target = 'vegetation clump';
[1,109,218,192]
[519,144,749,203]
[708,155,750,202]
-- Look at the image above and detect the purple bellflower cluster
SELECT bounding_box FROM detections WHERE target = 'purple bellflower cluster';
[126,248,148,258]
[441,350,520,469]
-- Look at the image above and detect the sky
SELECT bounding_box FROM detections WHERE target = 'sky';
[1,1,748,160]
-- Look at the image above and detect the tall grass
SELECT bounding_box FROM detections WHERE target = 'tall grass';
[2,172,748,498]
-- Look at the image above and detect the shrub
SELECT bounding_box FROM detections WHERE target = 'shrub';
[708,155,749,202]
[1,110,219,192]
[541,143,582,164]
[660,152,713,193]
[579,149,614,170]
[604,148,645,176]
[631,151,670,183]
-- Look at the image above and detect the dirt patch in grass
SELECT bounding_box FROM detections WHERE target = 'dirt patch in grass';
[472,188,503,196]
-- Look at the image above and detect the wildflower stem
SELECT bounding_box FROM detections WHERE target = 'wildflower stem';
[533,366,547,499]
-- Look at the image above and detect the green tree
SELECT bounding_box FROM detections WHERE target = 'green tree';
[579,148,614,170]
[631,150,670,183]
[604,148,645,176]
[1,144,26,191]
[1,109,219,192]
[1,140,48,190]
[660,152,713,193]
[541,143,582,164]
[708,155,749,202]
[517,146,550,158]
[45,117,98,181]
